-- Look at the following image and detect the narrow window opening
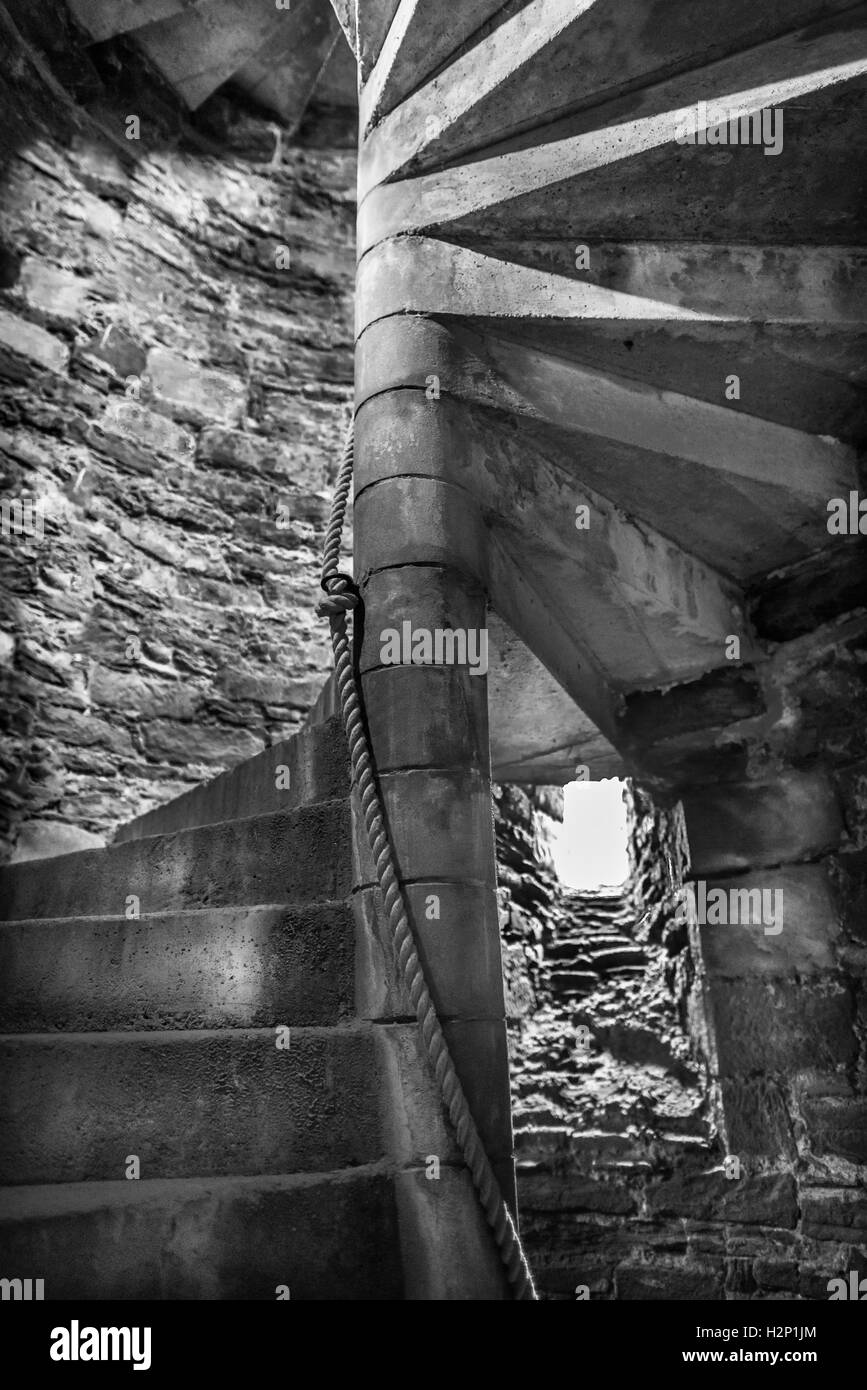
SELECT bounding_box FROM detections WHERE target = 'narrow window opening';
[551,778,630,890]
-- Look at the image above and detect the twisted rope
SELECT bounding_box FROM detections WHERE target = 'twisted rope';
[317,419,537,1301]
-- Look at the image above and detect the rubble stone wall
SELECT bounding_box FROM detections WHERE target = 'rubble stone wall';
[499,780,866,1301]
[0,26,355,861]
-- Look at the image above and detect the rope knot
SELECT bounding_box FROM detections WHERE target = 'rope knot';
[316,571,359,617]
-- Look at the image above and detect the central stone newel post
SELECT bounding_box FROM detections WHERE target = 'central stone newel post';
[352,302,516,1292]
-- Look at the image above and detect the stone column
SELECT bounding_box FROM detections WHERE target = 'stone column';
[681,766,861,1181]
[351,312,516,1241]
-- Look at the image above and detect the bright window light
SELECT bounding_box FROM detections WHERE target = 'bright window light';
[551,778,630,890]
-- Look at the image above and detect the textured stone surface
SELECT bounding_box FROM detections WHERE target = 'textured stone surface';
[0,1169,405,1300]
[696,864,840,978]
[0,58,354,861]
[683,771,844,874]
[0,901,356,1032]
[708,977,856,1076]
[501,781,719,1298]
[498,780,867,1299]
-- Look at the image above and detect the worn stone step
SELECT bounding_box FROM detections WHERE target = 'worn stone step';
[0,1024,457,1185]
[0,1167,404,1300]
[0,903,354,1033]
[115,714,348,844]
[588,945,647,971]
[547,942,595,964]
[0,1162,509,1300]
[67,1,199,45]
[555,938,638,961]
[0,801,350,922]
[133,0,290,110]
[548,970,599,996]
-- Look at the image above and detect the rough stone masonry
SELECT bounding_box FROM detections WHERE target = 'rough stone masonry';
[0,10,355,862]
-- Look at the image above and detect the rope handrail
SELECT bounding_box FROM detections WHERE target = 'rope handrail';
[316,419,538,1301]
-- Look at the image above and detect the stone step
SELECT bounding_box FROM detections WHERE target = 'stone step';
[0,1024,457,1186]
[0,1167,404,1300]
[68,0,198,45]
[590,945,647,971]
[115,714,348,844]
[547,942,595,964]
[133,0,289,110]
[0,801,351,922]
[0,902,354,1033]
[0,1162,509,1300]
[554,932,637,952]
[548,970,599,996]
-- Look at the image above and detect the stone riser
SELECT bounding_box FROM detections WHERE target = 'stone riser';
[114,715,349,844]
[0,803,351,922]
[0,1168,405,1300]
[0,1162,510,1300]
[0,1025,457,1186]
[0,903,356,1033]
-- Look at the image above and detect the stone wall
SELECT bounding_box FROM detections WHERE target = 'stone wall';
[0,16,355,862]
[499,779,867,1300]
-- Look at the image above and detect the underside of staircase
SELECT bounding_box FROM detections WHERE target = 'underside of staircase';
[0,712,509,1299]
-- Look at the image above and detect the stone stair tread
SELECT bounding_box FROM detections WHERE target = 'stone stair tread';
[115,714,348,844]
[68,0,196,45]
[549,971,599,994]
[0,1023,458,1185]
[0,901,355,1032]
[589,946,647,968]
[133,0,288,110]
[0,800,352,922]
[0,1164,405,1300]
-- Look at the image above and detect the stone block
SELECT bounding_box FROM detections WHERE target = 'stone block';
[683,771,843,874]
[615,1260,723,1300]
[623,668,765,745]
[100,399,195,459]
[146,346,247,427]
[359,566,484,674]
[707,976,856,1076]
[800,1188,867,1242]
[725,1256,756,1294]
[518,1170,636,1216]
[834,761,867,849]
[0,902,355,1032]
[0,802,352,921]
[0,309,69,374]
[798,1265,845,1301]
[354,476,486,583]
[696,864,840,978]
[753,1258,799,1292]
[80,323,147,380]
[646,1171,797,1227]
[719,1077,796,1160]
[362,663,489,773]
[354,386,471,492]
[17,258,89,321]
[354,881,506,1022]
[393,1167,509,1300]
[0,1169,404,1300]
[143,719,264,766]
[8,820,105,864]
[802,1093,867,1165]
[351,768,497,890]
[829,848,867,944]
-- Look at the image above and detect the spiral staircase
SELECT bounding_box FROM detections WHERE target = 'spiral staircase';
[1,0,865,1300]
